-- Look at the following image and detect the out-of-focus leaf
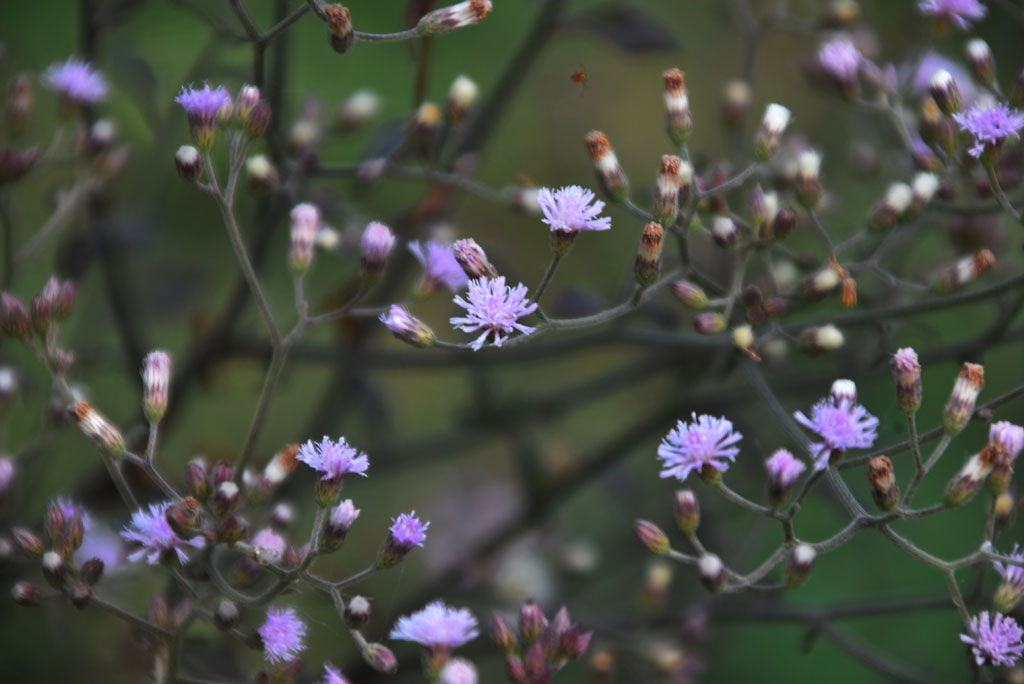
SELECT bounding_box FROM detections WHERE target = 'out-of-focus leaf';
[565,2,680,53]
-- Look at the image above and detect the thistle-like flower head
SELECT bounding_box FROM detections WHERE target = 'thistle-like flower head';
[389,600,479,648]
[297,436,370,480]
[537,185,612,234]
[450,277,538,351]
[42,58,108,104]
[657,413,743,482]
[960,611,1023,667]
[121,501,205,565]
[794,394,879,470]
[258,606,307,664]
[953,103,1024,158]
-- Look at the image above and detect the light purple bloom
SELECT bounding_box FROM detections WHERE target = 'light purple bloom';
[891,347,920,374]
[410,241,469,292]
[953,103,1024,158]
[990,421,1024,460]
[379,304,435,347]
[451,276,538,351]
[258,606,307,664]
[918,0,987,30]
[121,501,205,565]
[794,395,879,470]
[56,497,92,529]
[537,185,611,234]
[961,611,1024,667]
[389,600,479,648]
[994,545,1024,591]
[440,658,479,684]
[361,221,396,271]
[818,39,861,83]
[252,528,287,562]
[0,456,13,494]
[657,413,743,482]
[318,664,350,684]
[175,83,232,124]
[297,436,369,480]
[330,499,361,529]
[764,449,806,489]
[41,58,108,104]
[390,511,429,547]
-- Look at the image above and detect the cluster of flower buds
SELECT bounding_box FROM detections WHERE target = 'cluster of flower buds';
[2,277,76,341]
[175,83,269,151]
[493,603,592,683]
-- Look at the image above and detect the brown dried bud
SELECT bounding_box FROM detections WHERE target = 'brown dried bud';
[585,130,628,202]
[324,4,355,53]
[635,222,664,287]
[943,362,984,436]
[867,455,900,511]
[663,68,692,145]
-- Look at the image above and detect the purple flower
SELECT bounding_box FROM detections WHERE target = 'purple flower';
[318,664,350,684]
[818,38,861,83]
[389,600,479,648]
[252,528,287,562]
[121,501,204,565]
[961,611,1023,667]
[297,436,369,480]
[390,511,429,547]
[451,276,538,351]
[174,83,232,124]
[794,395,879,470]
[953,103,1024,158]
[330,499,361,529]
[410,241,469,292]
[657,413,743,482]
[379,304,435,347]
[918,0,987,30]
[361,221,396,274]
[994,545,1024,591]
[765,449,806,490]
[537,185,611,234]
[41,58,108,104]
[258,606,307,664]
[990,421,1024,460]
[440,659,478,684]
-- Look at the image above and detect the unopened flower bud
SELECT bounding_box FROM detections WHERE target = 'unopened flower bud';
[417,0,492,36]
[519,601,545,645]
[785,544,816,587]
[360,221,396,278]
[246,154,279,192]
[269,502,295,530]
[166,497,201,536]
[765,449,806,507]
[379,304,435,347]
[933,249,994,293]
[216,513,248,545]
[13,528,44,558]
[79,557,105,585]
[71,401,125,457]
[966,39,995,86]
[70,581,92,609]
[141,350,171,423]
[698,553,725,592]
[773,206,798,239]
[324,4,355,53]
[289,203,320,275]
[210,481,239,517]
[945,447,997,507]
[802,267,841,300]
[869,182,913,230]
[174,145,201,183]
[214,599,240,630]
[672,280,707,309]
[321,499,360,552]
[694,312,726,335]
[453,238,497,280]
[446,75,478,124]
[633,519,669,556]
[210,459,234,488]
[890,347,922,415]
[362,642,398,673]
[943,362,984,435]
[795,150,822,208]
[653,155,681,227]
[711,216,737,248]
[994,490,1016,529]
[30,278,57,333]
[867,455,900,511]
[41,550,66,588]
[721,80,752,127]
[491,611,519,656]
[673,489,699,534]
[1,292,29,338]
[634,222,663,287]
[831,379,857,407]
[585,131,629,203]
[186,459,209,501]
[800,324,844,355]
[337,90,380,131]
[928,70,962,116]
[663,68,692,145]
[345,595,371,629]
[12,580,40,606]
[677,160,694,204]
[732,325,755,356]
[911,172,940,213]
[755,103,791,161]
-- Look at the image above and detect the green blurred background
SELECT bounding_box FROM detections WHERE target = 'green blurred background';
[1,0,1023,681]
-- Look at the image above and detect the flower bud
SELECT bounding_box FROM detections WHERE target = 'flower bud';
[453,238,498,280]
[209,481,239,517]
[663,68,692,145]
[345,595,371,629]
[141,350,171,423]
[519,601,545,645]
[269,502,295,530]
[585,131,629,203]
[799,324,844,355]
[41,550,66,588]
[928,70,962,116]
[994,490,1016,529]
[773,206,798,239]
[945,447,998,507]
[336,90,381,131]
[711,216,738,248]
[943,362,984,436]
[362,642,398,673]
[653,155,681,227]
[185,459,209,501]
[214,598,240,630]
[785,543,816,587]
[210,459,234,488]
[321,499,360,552]
[12,580,40,606]
[216,513,248,545]
[801,267,841,300]
[360,221,396,278]
[721,80,752,127]
[407,103,441,150]
[867,455,900,511]
[446,75,478,124]
[911,172,940,213]
[324,4,355,53]
[698,553,725,592]
[673,489,699,534]
[71,401,125,458]
[794,150,822,208]
[966,39,995,87]
[245,154,279,193]
[492,611,519,656]
[524,642,546,682]
[868,182,913,231]
[633,519,669,556]
[79,557,105,585]
[70,581,92,609]
[634,222,664,287]
[166,497,201,538]
[174,145,201,183]
[379,305,435,347]
[765,449,806,507]
[677,161,694,204]
[417,0,492,36]
[505,657,529,684]
[289,203,320,275]
[672,280,707,309]
[890,347,921,415]
[831,379,857,407]
[755,103,791,161]
[13,528,44,558]
[693,312,726,335]
[732,325,755,357]
[1,292,29,338]
[932,249,995,293]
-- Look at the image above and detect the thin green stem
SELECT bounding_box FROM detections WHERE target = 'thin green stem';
[533,253,562,319]
[984,162,1022,223]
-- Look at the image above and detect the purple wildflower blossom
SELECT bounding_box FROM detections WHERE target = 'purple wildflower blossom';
[451,276,538,351]
[537,185,612,234]
[297,436,369,480]
[409,240,469,292]
[961,612,1024,667]
[657,413,743,482]
[56,497,92,529]
[41,58,108,104]
[318,664,350,684]
[259,606,307,664]
[794,394,879,470]
[174,83,232,124]
[440,659,479,684]
[953,103,1024,158]
[994,545,1024,591]
[330,499,361,528]
[252,527,287,562]
[818,39,861,83]
[361,221,396,272]
[389,600,479,648]
[918,0,987,30]
[121,501,204,565]
[764,449,806,489]
[990,421,1024,460]
[390,511,429,547]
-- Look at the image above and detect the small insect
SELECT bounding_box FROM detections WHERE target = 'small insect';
[569,69,587,88]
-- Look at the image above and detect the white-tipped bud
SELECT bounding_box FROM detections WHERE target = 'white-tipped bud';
[315,227,340,251]
[755,103,791,161]
[795,150,822,208]
[911,172,940,209]
[830,379,857,407]
[802,267,841,298]
[71,401,125,458]
[337,89,381,131]
[417,0,493,36]
[585,130,629,202]
[360,221,396,277]
[174,145,201,183]
[698,553,725,592]
[289,203,320,274]
[712,216,738,248]
[446,75,478,124]
[933,249,995,293]
[928,69,962,116]
[141,350,171,423]
[943,362,984,436]
[869,182,913,230]
[42,550,66,588]
[663,68,692,145]
[966,39,995,86]
[654,155,681,227]
[246,154,278,191]
[677,160,694,203]
[785,544,817,587]
[800,324,844,354]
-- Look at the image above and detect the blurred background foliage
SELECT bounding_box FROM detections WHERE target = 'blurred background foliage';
[1,0,1023,682]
